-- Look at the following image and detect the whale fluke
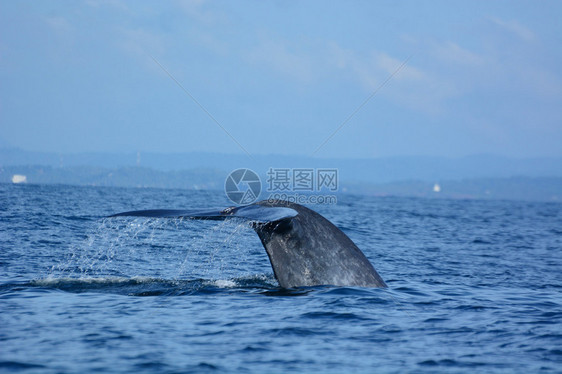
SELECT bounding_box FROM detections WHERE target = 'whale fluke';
[110,200,386,288]
[109,205,298,223]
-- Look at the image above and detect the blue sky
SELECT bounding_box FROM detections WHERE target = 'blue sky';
[1,0,561,159]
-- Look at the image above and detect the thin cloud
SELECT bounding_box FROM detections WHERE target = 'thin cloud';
[489,17,535,42]
[119,27,167,58]
[327,44,440,112]
[375,52,425,81]
[175,0,227,25]
[245,38,443,115]
[328,43,425,88]
[245,39,316,83]
[433,41,486,66]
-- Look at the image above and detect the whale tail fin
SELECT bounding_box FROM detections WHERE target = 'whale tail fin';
[109,205,298,223]
[110,201,386,289]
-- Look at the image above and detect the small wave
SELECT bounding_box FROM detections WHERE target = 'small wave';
[0,361,46,370]
[4,275,375,298]
[207,279,238,288]
[301,311,368,321]
[10,274,280,296]
[316,286,383,297]
[33,276,157,286]
[29,276,182,296]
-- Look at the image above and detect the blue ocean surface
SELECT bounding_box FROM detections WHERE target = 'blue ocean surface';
[1,183,561,373]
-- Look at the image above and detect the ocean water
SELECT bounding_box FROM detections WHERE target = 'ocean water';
[1,183,561,373]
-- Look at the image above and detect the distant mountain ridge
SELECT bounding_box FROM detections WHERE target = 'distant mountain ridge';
[2,164,561,202]
[1,148,561,184]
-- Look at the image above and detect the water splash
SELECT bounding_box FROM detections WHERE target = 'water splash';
[48,216,272,288]
[174,217,262,280]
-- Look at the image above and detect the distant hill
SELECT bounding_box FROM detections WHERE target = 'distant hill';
[1,148,561,184]
[343,177,561,202]
[2,164,561,202]
[0,165,224,190]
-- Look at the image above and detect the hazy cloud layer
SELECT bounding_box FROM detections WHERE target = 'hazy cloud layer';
[1,1,561,158]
